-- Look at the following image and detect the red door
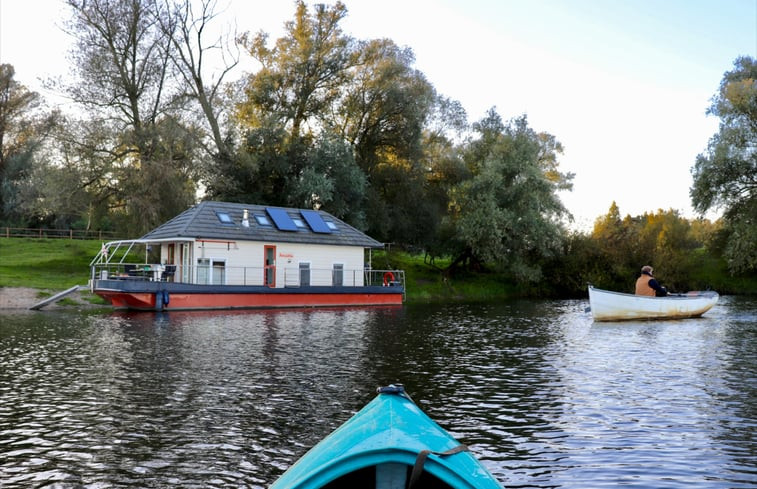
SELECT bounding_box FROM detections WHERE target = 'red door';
[264,245,276,287]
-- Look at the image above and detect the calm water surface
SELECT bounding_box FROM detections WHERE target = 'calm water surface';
[0,297,755,488]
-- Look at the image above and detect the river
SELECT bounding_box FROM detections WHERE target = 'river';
[0,296,755,488]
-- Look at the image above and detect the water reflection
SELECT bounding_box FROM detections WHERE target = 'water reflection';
[0,298,755,488]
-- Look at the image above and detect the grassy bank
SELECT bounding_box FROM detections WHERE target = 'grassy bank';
[0,238,521,303]
[0,238,109,307]
[375,251,520,303]
[3,238,753,302]
[0,238,102,289]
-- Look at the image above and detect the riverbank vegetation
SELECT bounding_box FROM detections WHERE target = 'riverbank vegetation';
[1,2,755,298]
[1,228,755,303]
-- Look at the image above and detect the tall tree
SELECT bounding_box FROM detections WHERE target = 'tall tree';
[60,0,198,235]
[0,64,57,225]
[590,201,636,279]
[158,0,238,162]
[691,56,757,273]
[290,133,367,227]
[218,0,364,220]
[336,38,437,243]
[416,96,470,256]
[237,0,352,141]
[446,110,573,281]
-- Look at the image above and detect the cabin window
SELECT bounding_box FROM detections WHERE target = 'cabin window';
[299,262,311,287]
[197,258,226,284]
[216,212,234,225]
[326,221,338,231]
[213,261,226,284]
[333,263,344,286]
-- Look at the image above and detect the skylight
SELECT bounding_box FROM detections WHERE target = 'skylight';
[255,215,271,226]
[216,212,234,225]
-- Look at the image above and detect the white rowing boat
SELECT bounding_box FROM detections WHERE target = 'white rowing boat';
[588,285,719,321]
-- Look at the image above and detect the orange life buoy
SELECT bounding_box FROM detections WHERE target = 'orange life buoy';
[383,271,395,286]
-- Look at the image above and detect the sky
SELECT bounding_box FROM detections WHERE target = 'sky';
[1,0,756,230]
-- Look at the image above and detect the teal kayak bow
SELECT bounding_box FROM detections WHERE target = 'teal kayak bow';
[270,384,504,488]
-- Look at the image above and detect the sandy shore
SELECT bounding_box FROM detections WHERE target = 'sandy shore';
[0,286,106,310]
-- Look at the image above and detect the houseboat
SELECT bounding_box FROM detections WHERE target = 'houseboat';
[89,201,404,311]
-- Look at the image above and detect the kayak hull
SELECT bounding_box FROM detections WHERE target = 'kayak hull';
[270,386,503,489]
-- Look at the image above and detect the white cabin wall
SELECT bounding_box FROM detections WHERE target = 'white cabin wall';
[273,243,365,287]
[166,240,366,287]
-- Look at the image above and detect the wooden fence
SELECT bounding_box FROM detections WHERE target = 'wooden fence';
[1,227,120,240]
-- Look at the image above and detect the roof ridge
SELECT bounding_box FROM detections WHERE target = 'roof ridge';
[181,201,211,235]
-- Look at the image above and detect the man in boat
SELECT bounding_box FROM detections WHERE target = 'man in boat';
[635,265,668,297]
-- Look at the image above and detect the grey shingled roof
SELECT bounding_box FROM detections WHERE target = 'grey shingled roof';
[140,201,384,248]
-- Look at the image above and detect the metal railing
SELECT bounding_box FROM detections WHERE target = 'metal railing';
[92,263,405,290]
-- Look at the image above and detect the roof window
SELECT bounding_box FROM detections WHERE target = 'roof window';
[255,215,271,226]
[216,211,234,225]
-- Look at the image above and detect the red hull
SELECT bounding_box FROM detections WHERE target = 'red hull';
[97,290,404,311]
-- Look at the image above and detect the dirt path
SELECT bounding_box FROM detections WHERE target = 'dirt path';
[0,286,105,310]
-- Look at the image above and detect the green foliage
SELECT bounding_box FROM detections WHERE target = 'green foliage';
[223,1,443,242]
[0,64,58,226]
[445,111,573,281]
[293,134,368,226]
[691,56,757,273]
[341,39,438,243]
[374,250,520,303]
[224,2,370,221]
[237,1,352,139]
[550,203,757,294]
[49,0,202,237]
[536,231,610,297]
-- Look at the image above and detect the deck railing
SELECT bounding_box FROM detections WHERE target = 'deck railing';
[92,263,405,290]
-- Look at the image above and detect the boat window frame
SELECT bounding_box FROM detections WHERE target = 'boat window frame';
[197,257,226,285]
[332,262,344,286]
[299,261,311,287]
